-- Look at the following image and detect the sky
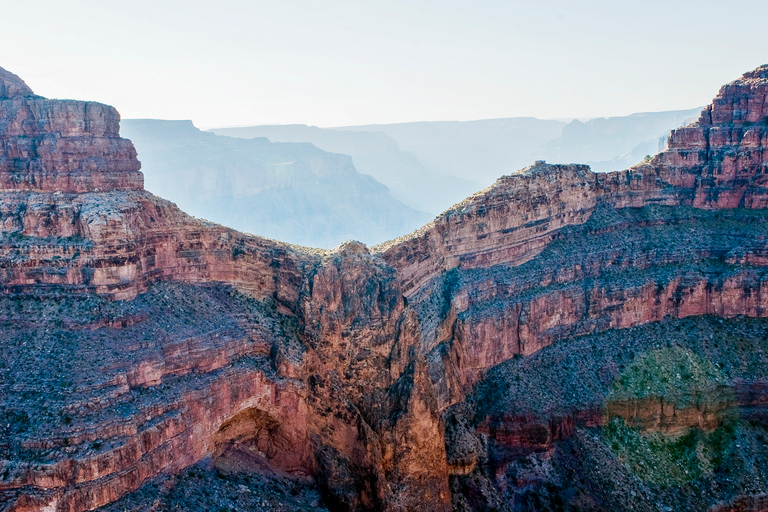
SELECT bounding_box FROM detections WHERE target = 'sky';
[2,0,767,129]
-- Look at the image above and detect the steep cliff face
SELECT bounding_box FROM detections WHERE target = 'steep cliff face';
[375,65,768,405]
[0,68,142,195]
[0,68,35,100]
[2,65,768,512]
[0,67,449,512]
[657,65,768,209]
[378,66,768,296]
[0,68,319,303]
[374,65,768,511]
[297,242,450,511]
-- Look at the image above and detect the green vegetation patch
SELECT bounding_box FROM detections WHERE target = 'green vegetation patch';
[604,417,737,486]
[609,347,727,405]
[604,347,738,486]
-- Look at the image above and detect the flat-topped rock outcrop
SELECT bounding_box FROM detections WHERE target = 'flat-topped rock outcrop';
[0,67,142,194]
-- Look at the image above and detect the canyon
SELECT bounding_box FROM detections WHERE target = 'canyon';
[1,63,768,512]
[119,119,429,249]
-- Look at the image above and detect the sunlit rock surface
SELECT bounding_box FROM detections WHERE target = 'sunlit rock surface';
[2,65,768,512]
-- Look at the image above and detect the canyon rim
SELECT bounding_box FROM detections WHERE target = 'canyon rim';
[1,63,768,511]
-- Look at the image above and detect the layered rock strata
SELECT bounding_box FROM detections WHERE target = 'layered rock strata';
[377,65,768,296]
[0,68,142,194]
[374,65,768,408]
[0,67,449,512]
[449,316,768,511]
[2,65,768,512]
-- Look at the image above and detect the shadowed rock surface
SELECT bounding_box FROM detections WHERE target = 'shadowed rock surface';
[2,64,768,512]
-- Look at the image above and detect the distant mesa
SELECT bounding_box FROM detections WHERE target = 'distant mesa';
[120,118,429,248]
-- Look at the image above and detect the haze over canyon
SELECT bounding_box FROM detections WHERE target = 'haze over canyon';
[120,107,701,248]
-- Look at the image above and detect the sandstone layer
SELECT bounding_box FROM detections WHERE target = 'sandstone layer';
[0,68,142,195]
[2,65,768,511]
[0,67,450,512]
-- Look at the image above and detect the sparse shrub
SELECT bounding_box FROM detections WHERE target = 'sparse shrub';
[5,410,30,434]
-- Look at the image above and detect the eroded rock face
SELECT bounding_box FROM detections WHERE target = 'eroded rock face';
[3,65,768,512]
[656,64,768,209]
[377,66,768,297]
[0,67,35,100]
[0,67,142,194]
[711,494,768,512]
[299,242,450,511]
[0,68,449,512]
[374,65,768,411]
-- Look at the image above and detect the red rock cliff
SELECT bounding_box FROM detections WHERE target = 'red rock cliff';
[0,68,450,512]
[2,65,768,512]
[374,65,768,411]
[0,67,143,194]
[377,66,768,297]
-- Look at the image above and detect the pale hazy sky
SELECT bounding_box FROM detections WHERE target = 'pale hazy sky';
[2,0,767,128]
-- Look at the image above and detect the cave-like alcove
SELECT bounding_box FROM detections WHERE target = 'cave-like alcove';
[212,407,299,477]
